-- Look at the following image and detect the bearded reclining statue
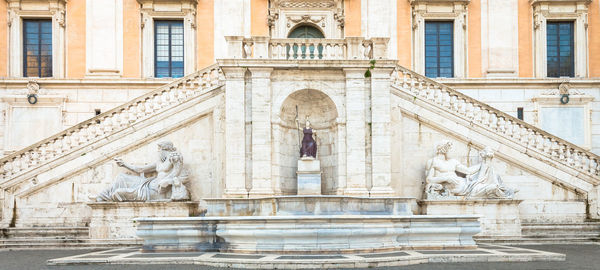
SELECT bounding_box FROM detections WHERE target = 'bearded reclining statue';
[92,141,190,202]
[425,140,517,199]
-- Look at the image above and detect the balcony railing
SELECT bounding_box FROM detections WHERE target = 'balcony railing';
[225,36,389,60]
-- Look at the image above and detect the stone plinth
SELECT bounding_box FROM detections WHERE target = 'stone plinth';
[88,202,200,240]
[203,196,418,216]
[420,199,522,238]
[297,158,321,195]
[135,215,481,253]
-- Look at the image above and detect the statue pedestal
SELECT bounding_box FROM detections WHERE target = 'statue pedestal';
[297,157,321,195]
[420,199,522,239]
[87,201,200,240]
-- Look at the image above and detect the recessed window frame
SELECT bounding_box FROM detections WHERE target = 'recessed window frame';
[22,19,53,78]
[424,21,454,78]
[546,21,575,78]
[6,0,67,78]
[531,0,590,78]
[410,0,469,78]
[153,20,185,78]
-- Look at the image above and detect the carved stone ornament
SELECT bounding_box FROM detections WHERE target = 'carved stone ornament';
[287,15,325,28]
[26,81,40,95]
[93,141,191,202]
[541,81,584,95]
[424,141,517,199]
[277,0,337,9]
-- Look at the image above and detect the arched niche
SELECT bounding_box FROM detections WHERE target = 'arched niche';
[277,89,339,195]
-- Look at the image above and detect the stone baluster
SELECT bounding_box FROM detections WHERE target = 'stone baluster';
[535,134,544,150]
[512,123,521,140]
[30,151,39,166]
[497,117,506,133]
[574,151,583,169]
[433,87,443,104]
[425,84,433,100]
[480,109,490,125]
[441,92,451,109]
[504,119,512,137]
[465,102,474,119]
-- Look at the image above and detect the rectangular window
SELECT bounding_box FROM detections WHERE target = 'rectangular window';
[154,21,184,78]
[23,20,52,77]
[425,21,453,78]
[547,21,574,77]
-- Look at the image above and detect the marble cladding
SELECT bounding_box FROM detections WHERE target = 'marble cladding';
[421,199,522,238]
[202,196,418,217]
[135,215,481,253]
[88,202,200,240]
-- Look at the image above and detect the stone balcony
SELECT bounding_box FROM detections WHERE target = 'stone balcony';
[225,36,390,60]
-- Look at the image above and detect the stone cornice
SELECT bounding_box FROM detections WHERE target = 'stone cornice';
[530,0,591,6]
[409,0,470,5]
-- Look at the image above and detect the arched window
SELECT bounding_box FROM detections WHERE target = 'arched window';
[286,25,324,59]
[287,25,325,38]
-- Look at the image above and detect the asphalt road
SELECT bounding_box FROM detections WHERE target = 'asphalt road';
[0,244,598,270]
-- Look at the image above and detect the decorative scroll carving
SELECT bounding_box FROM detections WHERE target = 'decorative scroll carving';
[287,15,325,28]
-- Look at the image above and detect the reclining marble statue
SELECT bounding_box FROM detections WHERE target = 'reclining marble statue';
[93,141,190,202]
[425,140,517,199]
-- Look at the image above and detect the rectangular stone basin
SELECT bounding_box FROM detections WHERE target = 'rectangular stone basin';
[135,215,481,253]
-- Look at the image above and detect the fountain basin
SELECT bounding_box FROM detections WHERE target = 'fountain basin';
[135,215,480,253]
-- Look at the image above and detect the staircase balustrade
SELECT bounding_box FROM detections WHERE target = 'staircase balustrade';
[0,64,224,182]
[392,65,600,179]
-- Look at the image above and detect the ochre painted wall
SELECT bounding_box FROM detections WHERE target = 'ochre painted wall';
[251,0,269,36]
[66,0,86,78]
[123,0,141,78]
[467,0,482,78]
[518,0,533,77]
[589,0,600,77]
[0,1,8,77]
[197,0,214,69]
[397,0,411,68]
[344,0,361,36]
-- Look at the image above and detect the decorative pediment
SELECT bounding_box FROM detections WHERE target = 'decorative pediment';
[268,0,344,38]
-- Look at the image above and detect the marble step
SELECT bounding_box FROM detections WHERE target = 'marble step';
[0,238,142,249]
[521,223,600,238]
[2,227,89,239]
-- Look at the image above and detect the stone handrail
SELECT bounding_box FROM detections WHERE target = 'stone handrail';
[0,64,224,182]
[392,65,600,179]
[225,36,390,60]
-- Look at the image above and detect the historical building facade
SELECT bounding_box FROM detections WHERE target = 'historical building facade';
[0,0,599,245]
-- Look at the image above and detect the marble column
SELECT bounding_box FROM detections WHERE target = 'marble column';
[343,68,368,196]
[369,68,395,196]
[223,67,248,197]
[249,68,274,197]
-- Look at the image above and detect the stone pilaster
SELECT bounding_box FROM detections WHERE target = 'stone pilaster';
[223,67,248,197]
[369,68,395,196]
[248,68,274,197]
[343,68,368,196]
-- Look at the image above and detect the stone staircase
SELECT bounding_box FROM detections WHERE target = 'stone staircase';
[519,222,600,244]
[0,227,139,249]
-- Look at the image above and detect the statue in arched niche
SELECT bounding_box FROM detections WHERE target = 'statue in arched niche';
[93,141,190,202]
[298,116,317,158]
